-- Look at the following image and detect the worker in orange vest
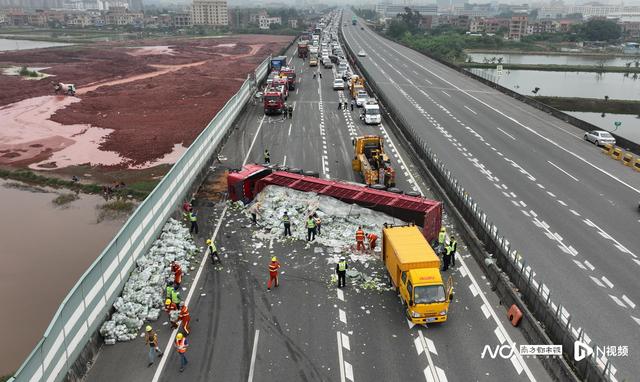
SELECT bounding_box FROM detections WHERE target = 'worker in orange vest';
[171,261,183,288]
[367,232,378,251]
[164,298,177,317]
[175,333,189,372]
[355,226,365,251]
[267,256,281,291]
[177,302,191,335]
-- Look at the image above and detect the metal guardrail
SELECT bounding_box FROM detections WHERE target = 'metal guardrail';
[339,25,611,382]
[10,56,271,382]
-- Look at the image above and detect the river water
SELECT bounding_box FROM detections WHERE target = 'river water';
[0,180,123,375]
[466,52,639,67]
[0,38,72,51]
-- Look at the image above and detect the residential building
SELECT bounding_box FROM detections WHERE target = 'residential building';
[509,14,528,40]
[191,0,228,26]
[249,9,267,24]
[288,18,297,29]
[620,19,640,39]
[527,18,556,34]
[172,12,191,27]
[438,14,471,29]
[376,3,438,18]
[258,15,280,29]
[104,6,142,25]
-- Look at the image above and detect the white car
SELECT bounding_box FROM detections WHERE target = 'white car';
[355,90,368,106]
[584,130,616,146]
[333,79,345,90]
[357,50,367,57]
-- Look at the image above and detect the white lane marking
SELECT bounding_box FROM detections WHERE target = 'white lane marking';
[247,330,260,382]
[345,362,354,382]
[494,326,506,344]
[424,78,433,85]
[632,316,640,326]
[337,288,344,301]
[283,155,287,166]
[419,330,442,382]
[337,331,346,382]
[464,106,477,115]
[370,33,640,195]
[436,367,448,382]
[415,336,425,355]
[339,309,347,324]
[622,295,636,309]
[496,127,516,140]
[585,219,636,259]
[573,260,587,270]
[459,266,467,278]
[481,304,491,319]
[601,276,614,289]
[547,160,579,182]
[584,260,595,271]
[242,115,266,166]
[441,90,451,97]
[469,284,479,297]
[152,204,230,382]
[341,333,351,351]
[510,354,524,375]
[610,295,627,308]
[425,337,438,355]
[570,209,580,216]
[590,276,605,288]
[288,122,292,136]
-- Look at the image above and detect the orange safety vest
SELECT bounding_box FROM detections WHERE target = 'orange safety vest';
[165,301,177,312]
[176,338,188,353]
[367,233,378,244]
[269,261,280,274]
[355,229,365,242]
[178,306,190,320]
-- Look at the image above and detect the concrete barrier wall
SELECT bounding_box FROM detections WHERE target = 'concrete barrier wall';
[340,26,613,382]
[10,56,271,382]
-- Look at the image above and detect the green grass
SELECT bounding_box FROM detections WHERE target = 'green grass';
[19,66,40,77]
[52,192,80,206]
[97,199,137,222]
[128,179,160,194]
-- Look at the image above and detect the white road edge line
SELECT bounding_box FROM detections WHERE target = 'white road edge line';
[547,160,579,182]
[247,330,260,382]
[152,203,230,382]
[242,115,266,166]
[496,127,516,140]
[419,330,441,382]
[337,331,346,382]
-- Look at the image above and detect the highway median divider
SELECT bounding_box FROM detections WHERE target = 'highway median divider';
[601,143,614,155]
[622,153,634,167]
[634,158,640,172]
[611,147,623,161]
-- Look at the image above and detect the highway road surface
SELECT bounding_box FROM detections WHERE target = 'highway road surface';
[84,32,550,382]
[343,12,640,381]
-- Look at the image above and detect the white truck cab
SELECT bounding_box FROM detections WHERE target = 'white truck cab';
[361,100,381,125]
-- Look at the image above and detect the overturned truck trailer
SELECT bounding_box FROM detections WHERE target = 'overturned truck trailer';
[227,164,442,242]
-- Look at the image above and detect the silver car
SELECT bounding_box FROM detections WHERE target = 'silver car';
[584,130,616,146]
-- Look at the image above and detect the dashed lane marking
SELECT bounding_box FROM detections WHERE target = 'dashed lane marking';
[441,90,451,97]
[341,333,351,351]
[481,304,491,319]
[622,295,636,309]
[247,330,260,382]
[464,106,477,115]
[547,160,580,182]
[590,276,605,288]
[339,309,347,324]
[601,276,614,289]
[337,331,346,382]
[610,295,627,308]
[469,284,479,297]
[337,288,344,301]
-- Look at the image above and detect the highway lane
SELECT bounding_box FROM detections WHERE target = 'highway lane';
[84,36,550,382]
[344,14,640,380]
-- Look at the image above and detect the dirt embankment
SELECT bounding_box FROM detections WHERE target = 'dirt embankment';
[0,35,293,170]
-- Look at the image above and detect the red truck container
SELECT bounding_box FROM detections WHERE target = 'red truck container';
[297,42,309,58]
[279,67,296,90]
[263,87,285,115]
[271,77,289,99]
[227,165,442,242]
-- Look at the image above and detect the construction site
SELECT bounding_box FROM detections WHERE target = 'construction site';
[0,35,293,179]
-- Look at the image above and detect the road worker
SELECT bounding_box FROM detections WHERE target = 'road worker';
[264,149,270,164]
[171,261,183,287]
[437,227,447,256]
[144,325,163,367]
[267,256,281,290]
[443,241,454,272]
[367,232,378,251]
[306,215,317,241]
[336,256,348,288]
[171,284,181,306]
[177,302,191,335]
[188,210,198,235]
[207,239,220,264]
[166,283,175,301]
[355,226,365,251]
[282,211,292,236]
[313,212,322,236]
[448,235,457,267]
[175,333,189,372]
[164,298,177,317]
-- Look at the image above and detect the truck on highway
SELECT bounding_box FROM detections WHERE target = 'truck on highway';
[309,53,318,67]
[352,15,357,25]
[263,87,286,115]
[383,224,453,324]
[349,75,365,99]
[271,77,289,100]
[361,100,381,125]
[351,135,396,188]
[279,67,296,90]
[270,56,288,71]
[297,42,309,58]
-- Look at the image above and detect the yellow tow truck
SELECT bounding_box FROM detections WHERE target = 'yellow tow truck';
[351,135,396,188]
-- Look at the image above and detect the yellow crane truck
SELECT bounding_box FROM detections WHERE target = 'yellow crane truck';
[351,135,396,188]
[349,75,365,99]
[383,224,453,324]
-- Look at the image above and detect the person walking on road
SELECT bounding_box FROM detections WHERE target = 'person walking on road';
[264,149,270,164]
[306,215,317,241]
[351,99,355,111]
[175,333,189,372]
[188,211,198,235]
[282,211,292,236]
[177,302,191,335]
[367,232,378,251]
[355,226,365,251]
[288,104,293,119]
[336,256,348,288]
[442,242,453,271]
[319,72,322,79]
[313,213,322,236]
[207,239,220,264]
[337,101,342,110]
[267,256,281,290]
[344,101,348,110]
[144,325,163,367]
[171,260,183,288]
[448,235,457,267]
[313,73,316,79]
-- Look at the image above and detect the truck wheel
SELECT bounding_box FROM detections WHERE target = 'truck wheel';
[288,168,302,174]
[304,170,319,178]
[387,187,403,194]
[370,184,386,190]
[406,191,421,197]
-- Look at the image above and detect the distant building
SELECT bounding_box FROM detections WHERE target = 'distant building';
[172,12,191,27]
[527,19,556,34]
[288,18,297,29]
[509,14,528,40]
[438,14,471,29]
[249,9,267,24]
[258,15,280,29]
[104,6,142,25]
[376,3,437,18]
[191,0,228,26]
[128,0,142,12]
[469,17,510,33]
